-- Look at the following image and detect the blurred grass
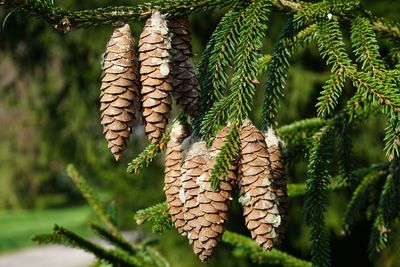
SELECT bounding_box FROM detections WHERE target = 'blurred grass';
[0,206,90,252]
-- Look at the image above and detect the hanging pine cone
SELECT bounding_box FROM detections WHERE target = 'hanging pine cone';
[168,17,200,116]
[164,122,190,235]
[238,120,281,250]
[180,127,236,262]
[139,11,173,143]
[100,24,138,161]
[264,128,288,242]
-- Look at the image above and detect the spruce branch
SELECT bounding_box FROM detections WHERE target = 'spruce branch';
[127,131,170,174]
[67,164,119,237]
[368,162,400,257]
[262,23,316,128]
[2,0,400,40]
[384,117,400,160]
[195,4,248,138]
[33,225,144,267]
[342,171,382,233]
[209,0,271,189]
[277,117,326,147]
[143,246,171,267]
[271,0,400,39]
[316,19,400,120]
[200,97,230,144]
[134,202,173,233]
[209,122,241,189]
[336,125,353,183]
[90,224,137,254]
[351,16,386,76]
[1,0,237,28]
[222,231,312,267]
[304,126,334,267]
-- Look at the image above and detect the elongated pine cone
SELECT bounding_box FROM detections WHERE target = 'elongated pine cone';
[100,24,138,161]
[168,17,200,116]
[139,11,173,143]
[264,128,288,241]
[180,138,234,262]
[164,122,190,235]
[238,121,281,250]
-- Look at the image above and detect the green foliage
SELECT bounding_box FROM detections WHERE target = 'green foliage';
[222,231,312,267]
[127,131,170,174]
[208,0,271,189]
[368,161,400,257]
[304,126,334,267]
[2,0,400,266]
[262,23,317,127]
[134,202,173,234]
[33,225,146,266]
[342,171,382,232]
[33,165,171,267]
[196,3,248,140]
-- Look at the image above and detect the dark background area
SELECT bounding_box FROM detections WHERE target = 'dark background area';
[0,0,399,266]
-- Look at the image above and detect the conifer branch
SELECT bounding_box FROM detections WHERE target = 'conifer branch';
[143,246,171,267]
[368,162,400,256]
[134,202,173,233]
[316,19,400,119]
[342,171,382,233]
[209,0,271,189]
[33,225,144,267]
[1,0,237,29]
[90,224,137,254]
[262,23,316,127]
[209,122,241,189]
[277,117,326,147]
[304,126,333,267]
[127,131,170,174]
[2,0,400,40]
[67,164,119,237]
[222,231,312,267]
[195,4,247,138]
[272,0,400,39]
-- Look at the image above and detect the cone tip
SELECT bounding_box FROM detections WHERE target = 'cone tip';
[113,153,122,161]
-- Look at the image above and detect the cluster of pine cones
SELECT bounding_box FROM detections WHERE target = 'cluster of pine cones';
[100,11,199,161]
[164,121,288,261]
[98,11,288,262]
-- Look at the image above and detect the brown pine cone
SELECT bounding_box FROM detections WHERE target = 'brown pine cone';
[181,127,236,262]
[164,122,190,235]
[168,17,200,116]
[139,11,173,143]
[100,24,138,161]
[238,120,281,251]
[264,128,288,242]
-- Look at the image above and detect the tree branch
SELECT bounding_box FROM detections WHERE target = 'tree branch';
[270,0,400,39]
[1,0,399,39]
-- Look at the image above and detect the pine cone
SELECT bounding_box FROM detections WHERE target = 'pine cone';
[181,128,236,262]
[168,17,200,116]
[164,122,190,235]
[100,24,138,161]
[238,120,281,250]
[139,11,173,143]
[264,128,288,241]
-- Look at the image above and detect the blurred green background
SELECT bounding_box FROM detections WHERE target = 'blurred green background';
[0,0,399,266]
